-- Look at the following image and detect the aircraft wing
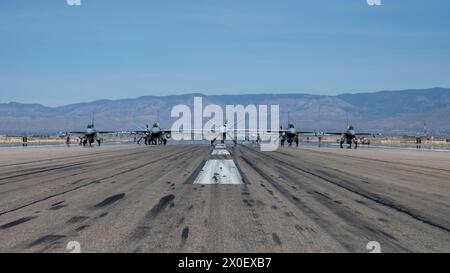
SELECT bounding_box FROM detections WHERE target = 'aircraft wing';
[278,129,313,134]
[178,129,267,133]
[125,129,172,134]
[68,131,87,135]
[322,132,376,136]
[97,131,128,135]
[297,130,315,134]
[127,130,150,134]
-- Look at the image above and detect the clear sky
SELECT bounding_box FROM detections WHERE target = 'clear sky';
[1,0,449,106]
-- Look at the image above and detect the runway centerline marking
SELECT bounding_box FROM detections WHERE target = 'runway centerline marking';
[193,159,243,185]
[214,144,226,149]
[211,149,230,155]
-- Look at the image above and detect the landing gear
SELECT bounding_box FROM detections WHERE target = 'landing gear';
[210,132,236,146]
[280,135,286,147]
[340,137,357,149]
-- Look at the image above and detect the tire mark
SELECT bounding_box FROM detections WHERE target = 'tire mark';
[243,145,450,234]
[0,147,196,217]
[0,216,37,229]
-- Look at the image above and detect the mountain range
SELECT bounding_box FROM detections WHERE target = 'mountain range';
[1,88,449,136]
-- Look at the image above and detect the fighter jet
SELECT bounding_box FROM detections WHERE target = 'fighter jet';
[279,124,314,147]
[323,125,373,149]
[209,122,238,145]
[68,118,120,147]
[131,122,172,145]
[188,121,263,145]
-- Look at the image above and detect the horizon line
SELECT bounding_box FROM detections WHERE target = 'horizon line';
[1,87,449,108]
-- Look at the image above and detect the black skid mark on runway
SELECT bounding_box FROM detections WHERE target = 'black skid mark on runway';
[294,225,304,232]
[243,199,255,207]
[51,201,65,207]
[148,194,175,217]
[0,162,88,185]
[49,205,67,211]
[29,234,65,247]
[66,216,89,224]
[181,227,189,243]
[71,179,86,185]
[75,225,89,232]
[272,233,282,246]
[99,212,108,218]
[0,216,37,229]
[93,193,125,209]
[314,191,331,200]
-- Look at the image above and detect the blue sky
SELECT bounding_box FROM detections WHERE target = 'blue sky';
[1,0,449,106]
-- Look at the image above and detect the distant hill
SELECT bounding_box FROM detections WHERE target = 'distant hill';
[1,88,449,136]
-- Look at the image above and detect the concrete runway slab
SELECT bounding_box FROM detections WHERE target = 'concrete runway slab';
[0,144,449,252]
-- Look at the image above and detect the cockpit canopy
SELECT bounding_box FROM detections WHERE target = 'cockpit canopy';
[347,125,354,130]
[153,122,160,128]
[288,124,295,129]
[87,124,94,129]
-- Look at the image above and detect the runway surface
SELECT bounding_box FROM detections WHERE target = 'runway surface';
[0,144,449,253]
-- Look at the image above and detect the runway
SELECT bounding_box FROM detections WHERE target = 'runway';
[0,144,449,253]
